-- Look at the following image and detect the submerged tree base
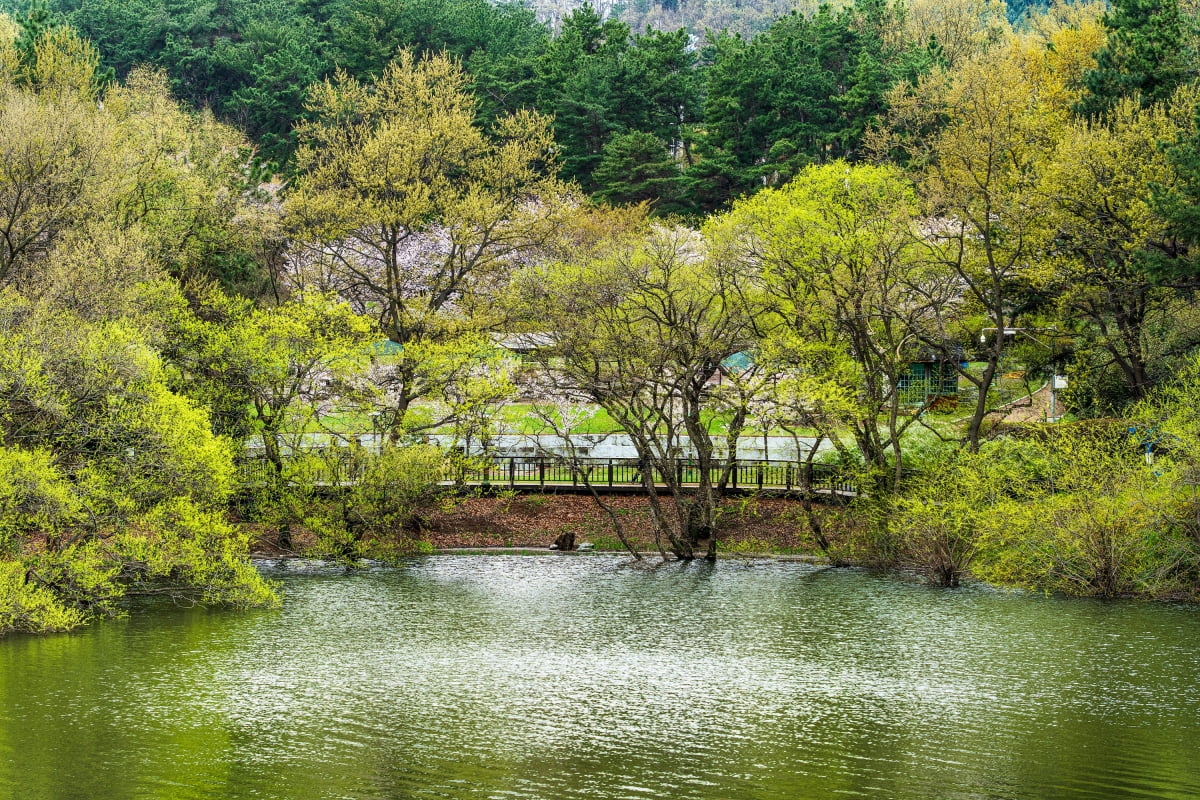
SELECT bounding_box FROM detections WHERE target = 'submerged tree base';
[244,486,1200,602]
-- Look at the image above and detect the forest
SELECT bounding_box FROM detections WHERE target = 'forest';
[2,0,1200,634]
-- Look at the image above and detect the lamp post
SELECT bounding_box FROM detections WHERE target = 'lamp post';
[1050,374,1067,422]
[978,326,1066,422]
[369,411,381,454]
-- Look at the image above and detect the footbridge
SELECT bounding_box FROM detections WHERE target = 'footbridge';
[238,455,859,497]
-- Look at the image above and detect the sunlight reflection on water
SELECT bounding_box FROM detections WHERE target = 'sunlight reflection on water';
[2,555,1199,800]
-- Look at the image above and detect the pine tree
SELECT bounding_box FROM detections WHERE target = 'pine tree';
[1075,0,1189,119]
[1152,101,1200,279]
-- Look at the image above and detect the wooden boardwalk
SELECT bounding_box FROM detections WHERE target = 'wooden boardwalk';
[239,455,859,497]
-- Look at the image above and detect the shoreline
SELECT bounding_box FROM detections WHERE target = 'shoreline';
[251,546,830,561]
[244,493,836,558]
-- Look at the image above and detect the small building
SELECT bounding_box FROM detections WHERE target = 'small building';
[491,332,554,359]
[897,346,962,410]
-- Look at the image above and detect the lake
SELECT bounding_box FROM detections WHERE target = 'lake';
[1,555,1198,799]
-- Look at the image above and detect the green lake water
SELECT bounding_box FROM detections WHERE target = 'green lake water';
[1,555,1199,799]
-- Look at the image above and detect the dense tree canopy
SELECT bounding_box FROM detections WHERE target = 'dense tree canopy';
[284,50,567,435]
[5,0,1200,627]
[710,162,949,489]
[5,0,944,210]
[514,217,763,559]
[0,23,280,633]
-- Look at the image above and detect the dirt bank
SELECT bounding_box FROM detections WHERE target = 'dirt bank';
[248,492,843,555]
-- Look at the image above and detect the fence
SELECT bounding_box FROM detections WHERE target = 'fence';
[238,453,859,495]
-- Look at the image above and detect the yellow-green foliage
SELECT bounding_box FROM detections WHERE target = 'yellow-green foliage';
[883,441,1042,586]
[880,424,1200,597]
[0,446,81,551]
[349,444,446,527]
[721,536,774,557]
[2,496,281,636]
[283,50,569,439]
[24,540,124,614]
[137,385,238,504]
[0,288,279,634]
[115,499,280,608]
[889,493,982,587]
[976,488,1181,598]
[307,444,447,562]
[0,561,86,634]
[954,429,1198,598]
[359,537,436,561]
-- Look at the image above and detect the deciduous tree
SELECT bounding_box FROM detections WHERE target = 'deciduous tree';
[710,161,950,490]
[1041,88,1200,406]
[285,50,566,437]
[877,37,1069,449]
[515,221,762,560]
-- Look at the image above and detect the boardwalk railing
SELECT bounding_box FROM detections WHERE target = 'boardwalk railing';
[459,456,857,494]
[238,454,859,495]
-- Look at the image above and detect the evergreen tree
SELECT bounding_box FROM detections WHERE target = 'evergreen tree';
[1075,0,1190,119]
[14,0,57,63]
[688,0,931,211]
[534,5,630,188]
[1153,99,1200,279]
[592,131,684,209]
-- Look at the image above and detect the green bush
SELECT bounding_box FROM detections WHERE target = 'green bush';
[309,444,447,562]
[882,442,1044,587]
[0,561,87,635]
[361,537,435,560]
[588,534,628,552]
[116,498,281,608]
[0,447,82,553]
[721,536,773,557]
[962,429,1196,598]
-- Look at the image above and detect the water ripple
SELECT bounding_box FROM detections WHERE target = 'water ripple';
[1,556,1199,800]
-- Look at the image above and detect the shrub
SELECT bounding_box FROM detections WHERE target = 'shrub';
[115,498,281,608]
[885,442,1045,587]
[309,444,447,561]
[0,561,87,635]
[721,536,773,557]
[968,429,1196,598]
[0,447,82,553]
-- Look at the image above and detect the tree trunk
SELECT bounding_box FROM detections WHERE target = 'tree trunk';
[967,355,1001,452]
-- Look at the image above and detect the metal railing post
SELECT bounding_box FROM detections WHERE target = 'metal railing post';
[240,447,877,497]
